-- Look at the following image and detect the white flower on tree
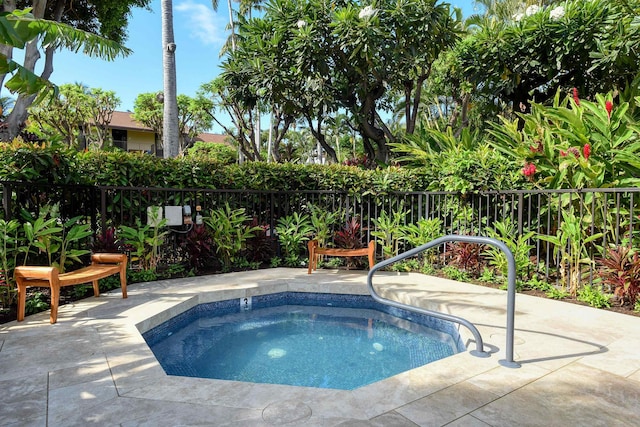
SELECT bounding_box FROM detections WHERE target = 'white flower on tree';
[297,20,306,28]
[359,5,377,20]
[549,6,565,20]
[513,13,524,22]
[525,5,541,16]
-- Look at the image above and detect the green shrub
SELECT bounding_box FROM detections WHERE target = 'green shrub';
[577,285,612,309]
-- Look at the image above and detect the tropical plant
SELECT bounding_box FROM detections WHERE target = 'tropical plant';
[180,225,214,272]
[308,204,340,247]
[55,216,93,272]
[28,83,120,149]
[371,209,406,259]
[456,0,640,118]
[488,91,640,189]
[275,212,313,265]
[244,218,276,264]
[484,219,536,283]
[119,215,169,272]
[577,285,612,309]
[442,241,485,274]
[334,218,365,250]
[0,217,22,309]
[546,287,570,300]
[92,227,121,253]
[204,204,260,270]
[441,265,471,282]
[538,208,604,297]
[24,291,49,315]
[19,207,60,265]
[596,245,640,306]
[400,217,442,262]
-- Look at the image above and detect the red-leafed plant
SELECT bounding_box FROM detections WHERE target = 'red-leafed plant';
[180,225,214,272]
[443,241,486,274]
[334,218,364,249]
[597,245,640,306]
[244,218,276,263]
[92,227,121,253]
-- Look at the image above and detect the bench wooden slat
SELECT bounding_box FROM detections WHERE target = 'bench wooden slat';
[14,253,127,324]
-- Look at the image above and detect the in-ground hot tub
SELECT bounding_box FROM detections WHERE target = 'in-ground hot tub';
[142,292,465,390]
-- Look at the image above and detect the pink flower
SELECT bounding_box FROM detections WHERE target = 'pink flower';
[522,163,536,177]
[583,144,591,160]
[605,100,613,117]
[572,88,580,106]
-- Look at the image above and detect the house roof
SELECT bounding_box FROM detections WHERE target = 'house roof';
[193,132,229,144]
[109,111,154,132]
[109,111,229,145]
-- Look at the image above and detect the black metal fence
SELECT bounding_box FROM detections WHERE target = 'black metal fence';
[2,181,639,283]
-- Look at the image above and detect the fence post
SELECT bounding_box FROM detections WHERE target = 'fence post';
[100,186,107,233]
[2,182,10,220]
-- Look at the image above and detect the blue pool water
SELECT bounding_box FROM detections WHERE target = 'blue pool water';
[143,293,464,390]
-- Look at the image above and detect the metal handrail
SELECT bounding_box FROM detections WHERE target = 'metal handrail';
[367,234,520,368]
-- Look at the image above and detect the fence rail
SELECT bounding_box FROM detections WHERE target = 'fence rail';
[2,181,639,285]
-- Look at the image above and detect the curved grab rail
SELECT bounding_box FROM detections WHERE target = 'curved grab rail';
[367,234,520,368]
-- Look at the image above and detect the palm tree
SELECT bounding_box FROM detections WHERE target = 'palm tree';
[0,96,15,120]
[161,0,180,158]
[0,5,133,141]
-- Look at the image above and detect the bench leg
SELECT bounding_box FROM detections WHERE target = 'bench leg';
[367,240,376,269]
[308,241,316,274]
[120,269,127,299]
[92,280,100,297]
[17,282,26,322]
[50,284,60,324]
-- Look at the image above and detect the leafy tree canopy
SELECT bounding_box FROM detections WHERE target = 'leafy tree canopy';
[16,0,152,44]
[28,83,120,149]
[221,0,461,163]
[133,92,214,154]
[455,0,640,113]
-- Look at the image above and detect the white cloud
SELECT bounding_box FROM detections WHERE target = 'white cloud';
[175,0,226,46]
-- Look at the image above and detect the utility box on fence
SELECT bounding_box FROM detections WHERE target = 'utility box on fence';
[164,206,183,226]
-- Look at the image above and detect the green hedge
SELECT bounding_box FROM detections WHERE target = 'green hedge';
[0,141,522,193]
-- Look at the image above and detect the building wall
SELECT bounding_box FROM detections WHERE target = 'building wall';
[126,130,156,152]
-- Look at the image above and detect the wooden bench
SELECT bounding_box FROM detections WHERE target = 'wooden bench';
[14,253,128,324]
[308,240,375,274]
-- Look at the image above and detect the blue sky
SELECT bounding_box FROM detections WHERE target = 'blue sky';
[49,0,479,132]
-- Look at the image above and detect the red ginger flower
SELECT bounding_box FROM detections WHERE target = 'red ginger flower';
[522,163,536,177]
[583,144,591,160]
[572,88,580,106]
[605,100,613,117]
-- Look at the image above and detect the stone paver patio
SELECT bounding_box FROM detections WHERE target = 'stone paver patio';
[1,268,639,426]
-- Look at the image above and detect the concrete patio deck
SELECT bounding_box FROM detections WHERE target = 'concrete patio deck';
[1,268,639,426]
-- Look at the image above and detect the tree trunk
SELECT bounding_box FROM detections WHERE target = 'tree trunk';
[2,0,48,140]
[161,0,180,158]
[305,113,337,164]
[226,0,236,51]
[0,1,17,90]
